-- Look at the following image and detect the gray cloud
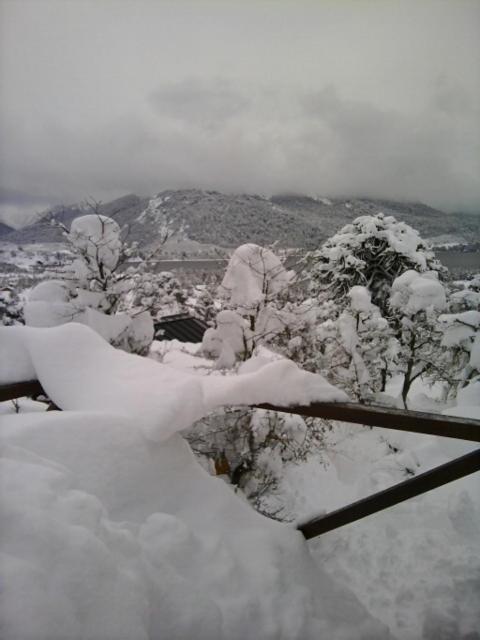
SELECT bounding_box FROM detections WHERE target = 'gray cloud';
[149,78,250,129]
[1,0,479,225]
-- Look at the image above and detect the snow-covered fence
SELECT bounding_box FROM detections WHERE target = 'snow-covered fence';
[3,378,479,541]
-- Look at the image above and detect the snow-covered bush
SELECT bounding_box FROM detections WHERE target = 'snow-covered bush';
[0,286,23,326]
[189,405,327,520]
[306,213,445,317]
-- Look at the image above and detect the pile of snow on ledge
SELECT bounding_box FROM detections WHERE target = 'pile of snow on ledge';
[0,323,347,442]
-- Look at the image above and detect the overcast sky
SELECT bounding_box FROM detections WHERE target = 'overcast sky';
[1,0,479,226]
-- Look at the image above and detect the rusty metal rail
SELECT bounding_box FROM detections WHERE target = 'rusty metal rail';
[2,379,480,541]
[297,449,480,539]
[255,402,480,539]
[255,401,480,442]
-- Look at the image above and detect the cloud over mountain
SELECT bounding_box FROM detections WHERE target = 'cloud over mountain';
[1,0,479,225]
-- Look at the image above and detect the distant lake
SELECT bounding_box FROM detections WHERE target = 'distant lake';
[151,259,228,273]
[149,251,479,275]
[436,251,480,272]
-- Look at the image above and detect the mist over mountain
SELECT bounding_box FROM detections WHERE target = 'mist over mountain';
[2,190,479,252]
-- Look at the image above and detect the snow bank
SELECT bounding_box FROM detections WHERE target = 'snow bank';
[0,400,386,639]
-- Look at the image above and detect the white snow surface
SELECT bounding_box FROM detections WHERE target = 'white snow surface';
[0,327,388,640]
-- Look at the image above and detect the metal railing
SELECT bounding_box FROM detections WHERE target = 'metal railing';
[2,380,479,540]
[255,402,480,539]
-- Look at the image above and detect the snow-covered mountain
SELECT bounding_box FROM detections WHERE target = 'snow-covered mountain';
[2,189,479,250]
[0,222,15,238]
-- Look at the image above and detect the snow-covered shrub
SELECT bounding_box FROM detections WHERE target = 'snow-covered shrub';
[306,213,445,317]
[438,309,480,394]
[186,280,221,326]
[188,405,327,521]
[120,270,187,321]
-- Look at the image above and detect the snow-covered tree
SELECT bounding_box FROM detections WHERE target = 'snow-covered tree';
[306,213,445,317]
[24,208,183,354]
[389,270,447,407]
[315,286,397,401]
[202,243,305,366]
[188,243,326,519]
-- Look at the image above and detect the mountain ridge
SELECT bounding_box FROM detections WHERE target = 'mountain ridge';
[2,189,479,250]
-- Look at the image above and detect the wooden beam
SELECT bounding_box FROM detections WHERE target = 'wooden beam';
[298,448,480,539]
[255,402,480,442]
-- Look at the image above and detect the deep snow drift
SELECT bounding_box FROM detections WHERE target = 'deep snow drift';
[0,324,388,640]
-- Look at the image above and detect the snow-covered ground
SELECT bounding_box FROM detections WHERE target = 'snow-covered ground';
[1,325,479,639]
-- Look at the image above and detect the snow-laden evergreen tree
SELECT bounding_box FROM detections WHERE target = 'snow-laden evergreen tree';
[306,213,445,317]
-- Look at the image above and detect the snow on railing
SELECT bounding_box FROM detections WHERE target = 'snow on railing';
[2,379,479,541]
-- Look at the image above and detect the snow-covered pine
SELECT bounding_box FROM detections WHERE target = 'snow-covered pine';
[306,212,445,317]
